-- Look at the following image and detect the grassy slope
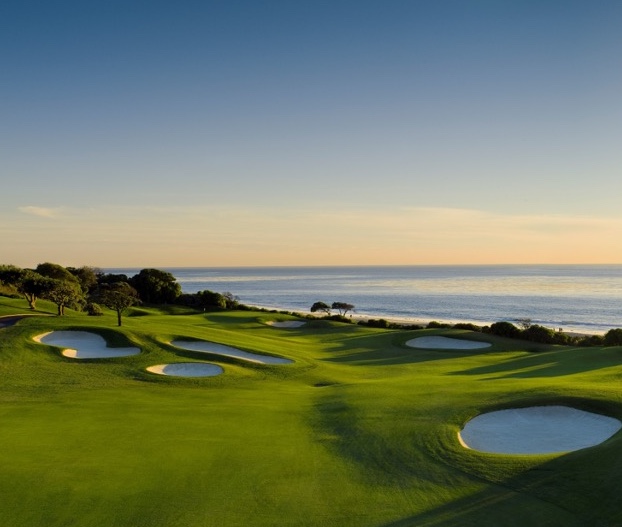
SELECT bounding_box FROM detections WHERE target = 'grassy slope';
[1,297,622,526]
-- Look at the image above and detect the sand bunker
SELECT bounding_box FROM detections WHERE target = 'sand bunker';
[406,336,491,349]
[171,340,293,364]
[459,405,622,454]
[146,363,224,377]
[267,321,306,328]
[34,331,140,359]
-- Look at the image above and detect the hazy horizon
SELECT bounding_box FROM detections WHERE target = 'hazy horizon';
[3,1,621,268]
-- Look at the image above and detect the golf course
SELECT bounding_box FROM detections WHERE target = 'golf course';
[2,297,622,527]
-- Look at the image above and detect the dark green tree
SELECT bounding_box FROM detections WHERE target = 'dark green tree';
[97,273,129,286]
[196,290,226,310]
[331,302,355,316]
[489,321,521,338]
[310,301,331,315]
[67,266,100,293]
[36,262,80,284]
[129,268,181,304]
[96,282,140,326]
[44,279,84,316]
[604,328,622,346]
[222,291,239,309]
[3,268,54,310]
[522,324,556,344]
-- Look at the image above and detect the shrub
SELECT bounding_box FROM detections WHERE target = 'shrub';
[577,334,605,347]
[85,302,103,316]
[427,321,451,329]
[522,324,556,344]
[366,318,389,328]
[489,321,521,338]
[453,323,481,332]
[604,328,622,346]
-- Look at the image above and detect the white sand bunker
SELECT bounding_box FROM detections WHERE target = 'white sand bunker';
[34,331,140,359]
[267,321,306,328]
[171,340,293,364]
[147,363,223,377]
[406,336,491,349]
[459,406,622,455]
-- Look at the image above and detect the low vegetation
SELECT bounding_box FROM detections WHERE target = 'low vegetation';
[1,289,622,526]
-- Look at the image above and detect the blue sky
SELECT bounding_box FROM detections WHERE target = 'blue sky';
[2,1,621,267]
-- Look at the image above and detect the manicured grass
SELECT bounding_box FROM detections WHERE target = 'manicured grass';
[1,298,622,526]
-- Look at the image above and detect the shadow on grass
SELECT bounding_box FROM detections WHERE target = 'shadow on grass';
[449,346,622,379]
[377,436,622,527]
[320,331,504,367]
[313,383,622,526]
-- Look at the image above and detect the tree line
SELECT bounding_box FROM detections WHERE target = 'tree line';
[0,263,239,326]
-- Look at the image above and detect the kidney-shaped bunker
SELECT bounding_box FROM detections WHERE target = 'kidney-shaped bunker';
[267,321,306,328]
[171,340,293,364]
[34,331,140,359]
[406,336,491,350]
[146,363,223,377]
[459,405,622,455]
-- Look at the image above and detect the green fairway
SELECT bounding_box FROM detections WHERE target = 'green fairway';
[1,298,622,526]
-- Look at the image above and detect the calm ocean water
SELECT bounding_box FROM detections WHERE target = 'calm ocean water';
[107,265,622,334]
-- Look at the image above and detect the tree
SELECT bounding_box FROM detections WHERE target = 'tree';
[36,262,80,284]
[489,321,521,338]
[604,328,622,346]
[67,266,100,293]
[44,279,84,316]
[331,302,355,316]
[0,265,24,292]
[222,291,239,309]
[196,290,226,310]
[129,268,181,304]
[310,301,331,315]
[97,272,129,286]
[522,324,556,344]
[96,282,140,326]
[16,269,52,310]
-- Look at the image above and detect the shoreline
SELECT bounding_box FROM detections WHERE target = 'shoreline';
[246,303,605,336]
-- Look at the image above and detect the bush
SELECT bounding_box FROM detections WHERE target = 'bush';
[452,323,481,332]
[325,314,353,323]
[522,324,556,344]
[604,328,622,346]
[489,321,521,338]
[366,318,389,328]
[427,321,451,329]
[85,302,103,316]
[577,334,605,347]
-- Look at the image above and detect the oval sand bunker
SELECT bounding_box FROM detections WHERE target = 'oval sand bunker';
[406,336,491,349]
[459,406,622,454]
[34,331,140,359]
[147,363,223,377]
[171,340,293,364]
[267,321,306,328]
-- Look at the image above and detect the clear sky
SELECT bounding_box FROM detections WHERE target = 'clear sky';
[2,0,621,267]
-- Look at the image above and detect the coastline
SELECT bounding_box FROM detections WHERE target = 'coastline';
[246,303,604,336]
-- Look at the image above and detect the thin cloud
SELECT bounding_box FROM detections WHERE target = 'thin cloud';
[18,206,62,218]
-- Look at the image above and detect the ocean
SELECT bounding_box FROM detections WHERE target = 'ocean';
[107,265,622,334]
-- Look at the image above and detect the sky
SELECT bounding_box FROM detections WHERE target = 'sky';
[2,0,621,268]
